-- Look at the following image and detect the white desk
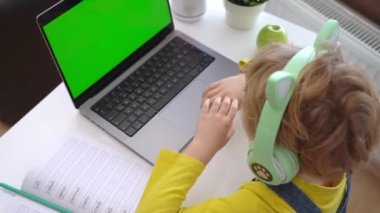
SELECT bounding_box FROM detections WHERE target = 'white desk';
[0,0,316,206]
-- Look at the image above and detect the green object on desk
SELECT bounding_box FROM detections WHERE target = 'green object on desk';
[0,183,72,213]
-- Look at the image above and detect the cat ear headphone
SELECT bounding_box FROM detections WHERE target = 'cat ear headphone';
[247,20,340,185]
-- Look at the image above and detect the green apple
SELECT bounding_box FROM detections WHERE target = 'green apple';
[256,24,288,49]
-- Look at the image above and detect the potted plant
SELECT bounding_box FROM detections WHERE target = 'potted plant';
[224,0,268,30]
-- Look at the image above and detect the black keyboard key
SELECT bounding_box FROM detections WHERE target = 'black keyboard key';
[205,55,215,63]
[165,82,174,89]
[194,65,204,73]
[182,75,194,84]
[153,93,162,100]
[134,109,144,117]
[91,103,103,113]
[136,96,146,104]
[143,70,153,77]
[153,81,186,110]
[141,82,150,89]
[138,76,146,83]
[165,62,173,69]
[154,72,162,79]
[149,86,159,93]
[135,88,144,95]
[99,108,110,116]
[107,91,117,99]
[113,97,122,104]
[159,88,168,94]
[130,102,140,109]
[119,91,128,98]
[125,87,133,93]
[141,103,150,112]
[131,82,139,88]
[161,75,170,82]
[155,80,164,87]
[133,121,143,130]
[173,66,181,72]
[122,98,131,106]
[188,61,197,69]
[172,47,180,53]
[183,67,191,73]
[118,120,131,131]
[168,52,175,58]
[189,69,199,77]
[139,115,150,124]
[105,102,116,110]
[123,107,133,115]
[176,53,184,60]
[129,74,138,81]
[115,104,125,111]
[176,72,185,79]
[112,114,127,126]
[125,127,137,136]
[105,110,118,121]
[168,71,175,77]
[127,115,137,123]
[146,108,157,118]
[128,94,138,100]
[156,62,163,68]
[147,98,157,106]
[143,91,152,98]
[147,77,156,84]
[171,77,179,84]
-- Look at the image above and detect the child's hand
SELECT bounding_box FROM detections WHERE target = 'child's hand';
[202,74,246,109]
[184,97,239,164]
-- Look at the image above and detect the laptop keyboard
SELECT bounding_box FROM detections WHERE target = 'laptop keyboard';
[91,37,215,136]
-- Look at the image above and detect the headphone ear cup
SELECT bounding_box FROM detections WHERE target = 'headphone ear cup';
[273,145,300,183]
[247,141,255,170]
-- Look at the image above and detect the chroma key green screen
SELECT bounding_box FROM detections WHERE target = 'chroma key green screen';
[43,0,171,98]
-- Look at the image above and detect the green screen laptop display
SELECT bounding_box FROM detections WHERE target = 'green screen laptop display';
[43,0,171,99]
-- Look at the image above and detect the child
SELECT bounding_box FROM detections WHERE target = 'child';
[136,42,380,212]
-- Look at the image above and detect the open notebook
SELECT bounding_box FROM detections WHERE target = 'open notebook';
[1,133,151,213]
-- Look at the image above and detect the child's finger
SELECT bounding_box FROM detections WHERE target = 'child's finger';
[202,82,219,98]
[202,89,218,102]
[201,87,220,108]
[211,97,222,113]
[219,97,231,115]
[202,88,219,103]
[227,121,236,140]
[227,99,239,120]
[202,98,211,113]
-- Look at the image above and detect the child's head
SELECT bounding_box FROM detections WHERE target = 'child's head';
[242,43,380,180]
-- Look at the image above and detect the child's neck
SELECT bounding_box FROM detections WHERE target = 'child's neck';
[296,173,344,187]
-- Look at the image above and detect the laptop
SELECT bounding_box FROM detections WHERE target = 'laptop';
[37,0,238,163]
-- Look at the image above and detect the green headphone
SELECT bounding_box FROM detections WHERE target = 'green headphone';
[247,20,340,185]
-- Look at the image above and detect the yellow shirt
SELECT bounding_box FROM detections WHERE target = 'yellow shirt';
[137,150,346,213]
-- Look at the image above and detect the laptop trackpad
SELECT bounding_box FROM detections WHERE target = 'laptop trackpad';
[159,79,207,135]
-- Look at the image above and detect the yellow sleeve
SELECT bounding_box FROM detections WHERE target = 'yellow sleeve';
[136,149,205,213]
[136,149,287,213]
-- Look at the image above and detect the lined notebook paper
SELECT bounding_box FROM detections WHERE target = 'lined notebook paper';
[21,133,152,213]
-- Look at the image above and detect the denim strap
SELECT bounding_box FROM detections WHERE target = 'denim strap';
[268,182,321,213]
[266,174,351,213]
[336,174,351,213]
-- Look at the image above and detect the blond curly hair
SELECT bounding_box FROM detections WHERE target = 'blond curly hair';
[242,43,380,180]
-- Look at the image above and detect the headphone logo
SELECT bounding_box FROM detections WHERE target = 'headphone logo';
[251,163,273,182]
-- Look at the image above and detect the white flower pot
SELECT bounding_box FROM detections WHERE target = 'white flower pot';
[171,0,206,23]
[224,0,267,30]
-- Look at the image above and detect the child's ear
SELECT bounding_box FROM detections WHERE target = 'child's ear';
[265,71,295,109]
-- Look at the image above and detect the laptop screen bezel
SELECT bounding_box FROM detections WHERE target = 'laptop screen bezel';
[36,0,174,108]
